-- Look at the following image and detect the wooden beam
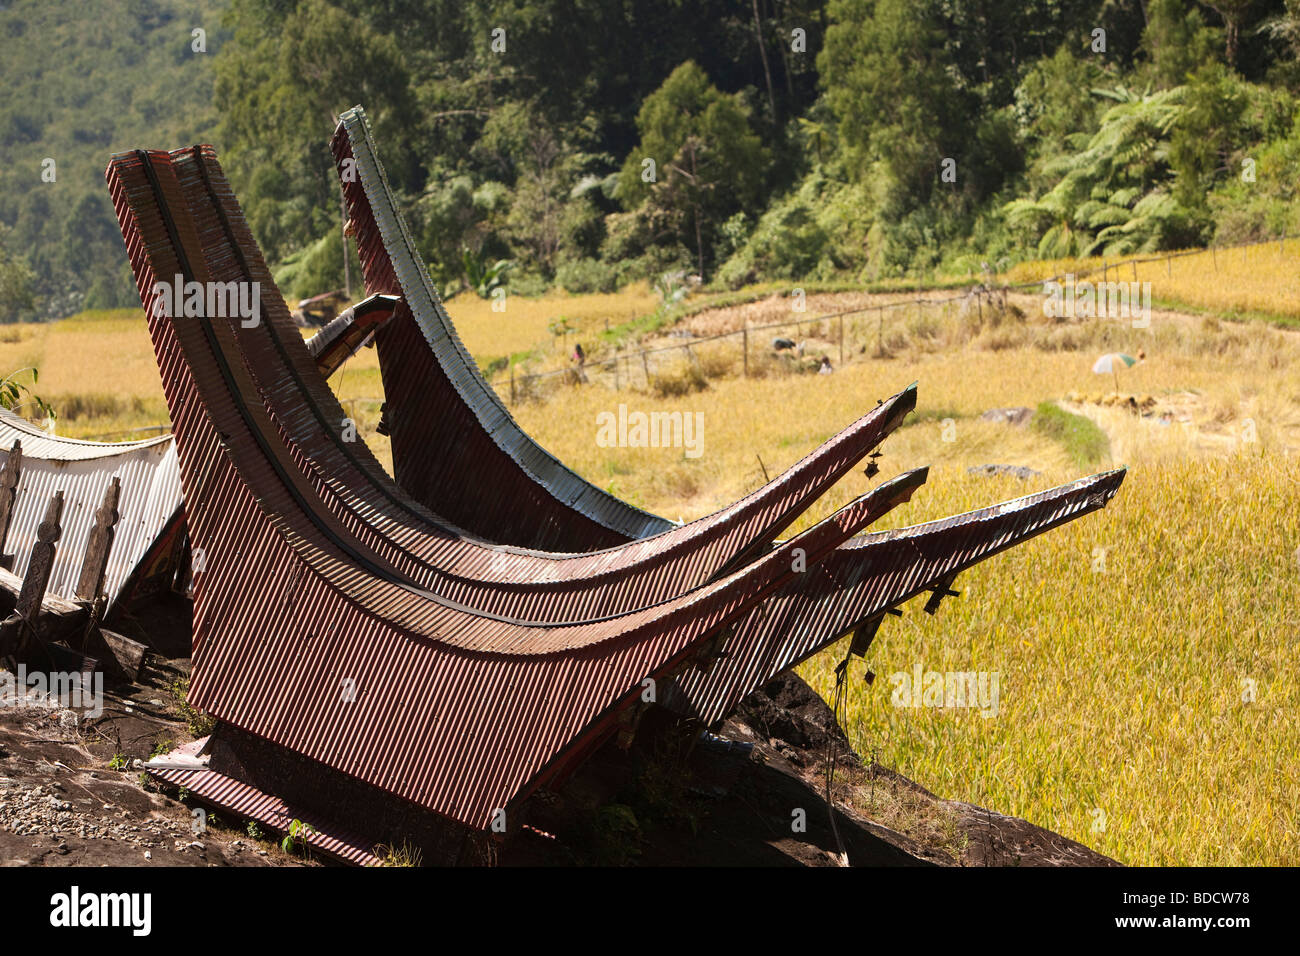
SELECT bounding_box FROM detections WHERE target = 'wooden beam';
[17,490,63,621]
[84,627,148,682]
[74,477,121,603]
[0,439,22,571]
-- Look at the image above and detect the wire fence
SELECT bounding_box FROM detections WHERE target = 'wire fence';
[488,232,1294,406]
[74,230,1295,435]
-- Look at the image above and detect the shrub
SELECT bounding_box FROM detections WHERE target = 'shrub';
[274,231,346,302]
[556,257,619,294]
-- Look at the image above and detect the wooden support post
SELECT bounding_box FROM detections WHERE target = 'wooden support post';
[509,364,516,405]
[641,350,651,387]
[742,325,749,377]
[75,477,120,605]
[18,491,64,622]
[1132,261,1137,282]
[0,440,21,571]
[74,479,120,655]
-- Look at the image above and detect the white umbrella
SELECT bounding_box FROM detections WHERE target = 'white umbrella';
[1093,352,1138,391]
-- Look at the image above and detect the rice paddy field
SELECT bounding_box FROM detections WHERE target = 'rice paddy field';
[1,257,1296,865]
[1001,238,1300,325]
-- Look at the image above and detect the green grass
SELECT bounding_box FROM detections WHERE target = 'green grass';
[1032,401,1110,468]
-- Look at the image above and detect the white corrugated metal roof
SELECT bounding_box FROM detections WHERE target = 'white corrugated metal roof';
[0,412,182,609]
[0,409,171,460]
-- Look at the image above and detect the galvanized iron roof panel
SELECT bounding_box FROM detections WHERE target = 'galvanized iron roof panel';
[107,147,895,828]
[0,416,181,609]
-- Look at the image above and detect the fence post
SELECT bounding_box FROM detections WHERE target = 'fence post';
[614,352,620,391]
[742,325,749,378]
[509,364,516,404]
[1132,260,1137,282]
[685,344,702,375]
[838,313,844,366]
[1211,246,1217,271]
[641,350,651,388]
[1166,255,1171,278]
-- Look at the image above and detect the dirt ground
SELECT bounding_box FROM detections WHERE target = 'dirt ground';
[497,671,1114,867]
[0,662,1114,867]
[0,652,307,868]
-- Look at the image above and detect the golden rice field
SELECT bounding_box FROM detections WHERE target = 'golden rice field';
[1001,239,1300,324]
[489,302,1300,867]
[1,273,1297,865]
[447,283,660,364]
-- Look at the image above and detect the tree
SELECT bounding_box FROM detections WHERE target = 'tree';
[617,62,767,281]
[1201,0,1255,68]
[819,0,976,208]
[1169,63,1249,206]
[214,0,415,264]
[0,226,37,323]
[1142,0,1221,88]
[1004,85,1207,256]
[476,102,606,276]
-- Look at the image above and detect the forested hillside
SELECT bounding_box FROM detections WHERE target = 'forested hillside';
[0,0,226,319]
[4,0,1300,320]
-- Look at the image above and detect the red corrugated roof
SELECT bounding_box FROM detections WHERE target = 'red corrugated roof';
[156,143,915,622]
[331,106,1128,731]
[107,146,916,828]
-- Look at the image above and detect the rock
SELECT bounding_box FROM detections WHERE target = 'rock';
[980,407,1034,427]
[967,464,1042,480]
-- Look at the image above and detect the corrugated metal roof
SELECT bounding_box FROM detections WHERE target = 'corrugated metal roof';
[104,131,1127,853]
[148,739,382,866]
[331,107,1128,737]
[0,413,182,610]
[668,467,1126,727]
[106,145,906,830]
[335,107,675,549]
[0,410,171,460]
[153,142,913,623]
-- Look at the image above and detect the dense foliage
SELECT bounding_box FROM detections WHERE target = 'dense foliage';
[0,0,226,320]
[4,0,1300,319]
